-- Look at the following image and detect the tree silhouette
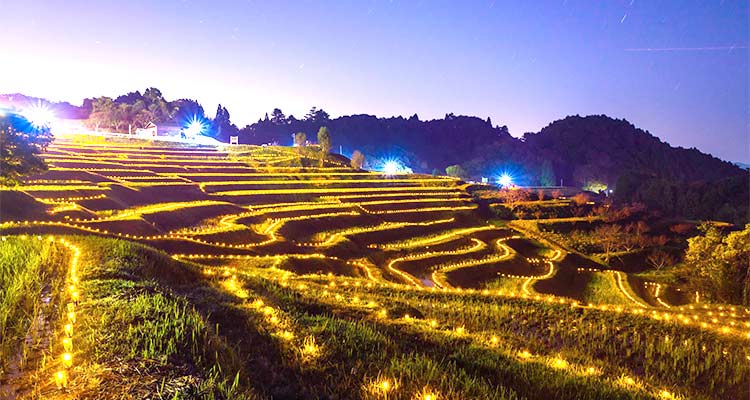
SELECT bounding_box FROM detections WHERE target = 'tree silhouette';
[316,127,331,166]
[317,126,331,153]
[594,224,623,263]
[271,108,286,125]
[294,132,307,147]
[305,107,330,123]
[0,113,53,185]
[445,165,468,179]
[351,150,365,169]
[213,105,238,139]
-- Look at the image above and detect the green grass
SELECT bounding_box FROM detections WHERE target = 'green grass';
[227,271,659,399]
[3,228,748,399]
[259,272,749,399]
[581,272,633,305]
[57,237,261,399]
[484,277,528,293]
[633,268,679,284]
[0,236,67,373]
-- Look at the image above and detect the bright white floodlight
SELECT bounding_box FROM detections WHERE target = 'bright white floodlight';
[23,103,55,128]
[383,160,401,176]
[498,173,513,187]
[381,159,411,176]
[184,116,205,137]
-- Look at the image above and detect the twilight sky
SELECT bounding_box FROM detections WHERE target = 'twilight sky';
[1,0,748,162]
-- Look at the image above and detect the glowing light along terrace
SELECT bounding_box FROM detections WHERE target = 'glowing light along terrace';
[1,136,747,400]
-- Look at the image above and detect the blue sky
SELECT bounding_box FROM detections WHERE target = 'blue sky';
[1,0,747,161]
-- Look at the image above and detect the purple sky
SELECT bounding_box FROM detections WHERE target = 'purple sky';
[1,1,747,162]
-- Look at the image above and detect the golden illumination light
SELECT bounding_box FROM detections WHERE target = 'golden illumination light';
[62,352,73,368]
[54,370,68,389]
[62,337,73,352]
[64,323,73,337]
[301,335,320,358]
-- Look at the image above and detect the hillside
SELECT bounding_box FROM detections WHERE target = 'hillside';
[242,113,516,172]
[3,89,747,223]
[241,113,744,186]
[521,115,744,186]
[0,137,748,399]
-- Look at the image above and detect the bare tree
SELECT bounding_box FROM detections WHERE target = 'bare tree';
[497,188,529,211]
[571,192,590,217]
[647,249,676,270]
[594,224,623,263]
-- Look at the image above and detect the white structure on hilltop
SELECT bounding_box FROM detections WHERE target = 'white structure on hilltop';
[135,122,184,137]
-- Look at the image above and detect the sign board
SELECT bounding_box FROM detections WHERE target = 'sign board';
[229,136,239,145]
[481,177,488,183]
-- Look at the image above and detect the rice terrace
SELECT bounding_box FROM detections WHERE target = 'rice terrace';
[2,2,750,399]
[0,133,748,399]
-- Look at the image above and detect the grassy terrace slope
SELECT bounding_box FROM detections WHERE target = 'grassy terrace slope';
[1,137,748,399]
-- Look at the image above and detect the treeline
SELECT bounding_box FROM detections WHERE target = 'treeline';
[81,88,241,136]
[614,172,749,226]
[5,89,746,224]
[240,113,743,187]
[236,109,511,173]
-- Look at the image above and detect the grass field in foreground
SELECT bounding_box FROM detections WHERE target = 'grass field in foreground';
[1,236,748,399]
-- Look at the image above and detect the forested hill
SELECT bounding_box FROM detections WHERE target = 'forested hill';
[241,112,516,172]
[519,115,744,186]
[241,112,744,187]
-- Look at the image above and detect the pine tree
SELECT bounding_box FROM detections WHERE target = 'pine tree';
[317,126,331,154]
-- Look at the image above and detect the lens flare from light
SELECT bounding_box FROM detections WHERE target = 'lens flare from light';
[498,173,513,187]
[380,159,412,176]
[184,116,205,137]
[23,103,55,128]
[383,160,401,175]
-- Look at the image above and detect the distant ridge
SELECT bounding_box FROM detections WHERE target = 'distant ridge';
[2,91,744,188]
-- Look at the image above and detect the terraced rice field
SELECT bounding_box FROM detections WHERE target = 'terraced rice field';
[0,138,748,399]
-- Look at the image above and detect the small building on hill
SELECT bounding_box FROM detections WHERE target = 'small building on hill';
[135,122,183,137]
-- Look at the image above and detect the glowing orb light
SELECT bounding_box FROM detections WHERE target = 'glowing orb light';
[498,173,513,187]
[381,159,412,176]
[54,370,68,389]
[184,116,205,137]
[23,103,55,128]
[382,160,401,175]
